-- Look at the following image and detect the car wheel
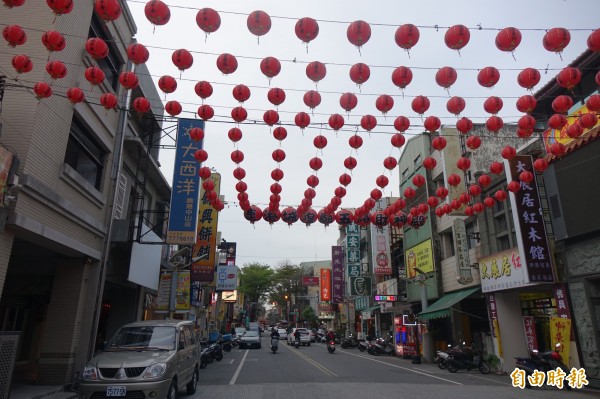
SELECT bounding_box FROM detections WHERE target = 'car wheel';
[186,368,198,395]
[215,352,223,361]
[167,380,178,399]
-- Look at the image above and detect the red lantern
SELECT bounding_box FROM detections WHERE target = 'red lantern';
[404,188,417,200]
[273,126,287,141]
[486,116,504,133]
[552,95,574,114]
[307,175,319,188]
[194,81,213,100]
[465,206,474,216]
[473,203,485,213]
[165,101,182,116]
[550,142,566,157]
[267,88,286,106]
[306,61,326,84]
[271,168,284,182]
[133,97,150,113]
[340,92,358,112]
[189,127,204,141]
[172,49,193,71]
[95,0,121,21]
[85,38,108,59]
[84,66,105,86]
[548,114,568,130]
[436,187,449,199]
[347,20,371,48]
[263,110,279,126]
[483,96,503,114]
[349,135,362,149]
[270,183,283,195]
[66,87,85,104]
[314,135,327,149]
[556,67,581,89]
[335,209,354,226]
[445,24,470,51]
[158,75,177,94]
[579,113,598,129]
[303,90,321,109]
[350,63,370,86]
[2,0,25,7]
[295,17,319,44]
[360,115,377,132]
[376,175,389,188]
[309,157,323,171]
[295,112,310,130]
[198,104,214,120]
[232,84,251,103]
[247,10,271,38]
[516,95,537,114]
[518,115,536,132]
[395,24,420,51]
[260,56,281,80]
[496,27,522,52]
[456,157,471,171]
[119,71,138,89]
[3,25,27,48]
[435,207,445,218]
[46,0,73,15]
[144,0,170,26]
[435,66,457,89]
[45,60,67,79]
[228,127,242,143]
[431,136,447,151]
[427,196,439,208]
[533,158,549,173]
[328,114,345,131]
[484,197,496,208]
[100,93,117,110]
[587,28,600,52]
[244,206,263,224]
[466,135,481,150]
[216,53,238,75]
[478,174,492,187]
[202,180,214,191]
[501,145,517,160]
[507,181,521,193]
[469,184,482,196]
[375,95,394,115]
[199,167,212,180]
[447,97,466,116]
[566,123,583,139]
[517,68,541,90]
[585,94,600,112]
[423,156,436,170]
[127,43,149,64]
[391,66,413,90]
[231,107,247,123]
[411,95,430,115]
[456,117,473,134]
[459,193,471,204]
[393,116,410,133]
[447,174,461,187]
[424,116,441,133]
[543,27,570,53]
[383,156,398,171]
[196,8,221,34]
[231,150,245,164]
[42,30,66,52]
[335,187,347,198]
[489,161,504,175]
[450,200,461,210]
[412,174,425,187]
[235,180,247,192]
[304,189,316,200]
[519,171,534,184]
[391,133,406,148]
[477,66,500,88]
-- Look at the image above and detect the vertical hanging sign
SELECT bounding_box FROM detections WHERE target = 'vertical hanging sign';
[191,173,221,282]
[167,119,204,244]
[332,246,344,304]
[345,224,361,277]
[320,268,331,301]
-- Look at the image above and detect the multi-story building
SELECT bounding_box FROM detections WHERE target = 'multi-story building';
[0,2,170,386]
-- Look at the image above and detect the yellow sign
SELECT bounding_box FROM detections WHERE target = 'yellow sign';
[405,239,433,279]
[175,271,191,310]
[550,317,571,367]
[191,173,221,282]
[542,102,600,153]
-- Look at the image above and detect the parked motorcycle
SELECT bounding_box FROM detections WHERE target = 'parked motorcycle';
[327,340,336,354]
[270,337,279,353]
[340,334,360,349]
[357,337,371,352]
[445,343,490,374]
[515,344,571,390]
[370,335,395,356]
[434,349,449,369]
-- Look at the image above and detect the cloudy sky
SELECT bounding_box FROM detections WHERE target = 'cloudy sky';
[125,0,597,267]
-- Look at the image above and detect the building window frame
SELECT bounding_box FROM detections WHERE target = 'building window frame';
[64,116,106,190]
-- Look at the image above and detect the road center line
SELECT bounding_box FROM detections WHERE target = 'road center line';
[286,345,338,377]
[229,349,249,385]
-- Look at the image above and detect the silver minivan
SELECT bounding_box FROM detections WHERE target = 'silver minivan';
[78,320,200,399]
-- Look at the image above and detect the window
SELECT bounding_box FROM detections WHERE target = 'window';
[414,154,422,167]
[494,215,508,233]
[64,116,106,190]
[465,222,477,249]
[401,168,409,181]
[497,235,511,251]
[89,14,123,91]
[441,232,455,259]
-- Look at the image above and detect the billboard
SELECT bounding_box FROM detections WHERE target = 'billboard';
[320,268,331,301]
[167,119,204,244]
[191,173,221,282]
[404,239,434,279]
[478,248,530,293]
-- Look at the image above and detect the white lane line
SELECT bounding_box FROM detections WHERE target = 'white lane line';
[466,373,512,385]
[341,350,463,385]
[228,349,249,385]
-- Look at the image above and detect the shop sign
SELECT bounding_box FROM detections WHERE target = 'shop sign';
[354,295,369,311]
[542,99,600,154]
[505,155,555,283]
[302,276,319,286]
[318,303,335,319]
[370,200,392,274]
[216,265,237,291]
[405,239,434,279]
[486,293,498,338]
[320,268,331,301]
[374,295,397,302]
[191,173,221,282]
[175,271,191,311]
[332,246,344,304]
[157,273,172,312]
[345,224,361,277]
[553,283,574,340]
[350,276,371,296]
[550,317,571,366]
[478,248,531,293]
[522,316,538,352]
[453,219,473,284]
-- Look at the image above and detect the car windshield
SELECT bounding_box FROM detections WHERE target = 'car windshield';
[277,329,286,333]
[244,331,259,337]
[105,326,176,351]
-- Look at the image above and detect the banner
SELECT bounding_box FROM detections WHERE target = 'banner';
[302,276,319,286]
[371,200,392,274]
[320,268,331,301]
[550,317,571,367]
[167,119,204,244]
[216,265,238,291]
[553,283,574,340]
[191,173,221,282]
[175,271,191,311]
[522,316,538,352]
[332,246,344,303]
[405,239,434,279]
[454,219,473,284]
[157,273,172,311]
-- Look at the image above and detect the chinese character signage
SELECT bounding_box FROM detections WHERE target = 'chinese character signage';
[374,295,397,302]
[345,224,361,277]
[191,172,221,282]
[302,276,320,286]
[320,268,331,301]
[542,100,600,154]
[550,317,571,366]
[332,246,344,304]
[553,283,574,340]
[405,239,434,279]
[175,271,191,311]
[453,219,473,284]
[370,203,392,274]
[220,242,236,265]
[157,273,172,311]
[522,316,538,352]
[505,155,555,283]
[486,293,499,338]
[354,295,369,311]
[479,248,530,293]
[216,265,238,291]
[167,119,204,244]
[350,276,372,296]
[318,303,336,319]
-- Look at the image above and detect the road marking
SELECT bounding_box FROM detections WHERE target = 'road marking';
[340,350,462,385]
[285,345,338,377]
[229,349,249,385]
[465,373,511,385]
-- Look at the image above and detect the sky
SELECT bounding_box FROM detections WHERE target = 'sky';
[125,0,598,268]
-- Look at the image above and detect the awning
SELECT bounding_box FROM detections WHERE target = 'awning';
[417,287,480,320]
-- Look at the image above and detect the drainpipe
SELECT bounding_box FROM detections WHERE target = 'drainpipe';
[87,56,134,360]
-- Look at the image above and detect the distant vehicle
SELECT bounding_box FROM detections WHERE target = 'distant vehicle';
[287,328,311,346]
[277,328,288,340]
[239,330,261,349]
[309,329,316,343]
[234,327,247,336]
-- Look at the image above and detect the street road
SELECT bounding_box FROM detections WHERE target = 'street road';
[192,336,598,399]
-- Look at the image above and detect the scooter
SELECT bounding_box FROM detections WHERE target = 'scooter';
[370,335,395,356]
[434,348,450,369]
[327,340,336,354]
[515,344,571,390]
[270,337,279,353]
[340,334,360,349]
[294,336,300,348]
[445,343,490,374]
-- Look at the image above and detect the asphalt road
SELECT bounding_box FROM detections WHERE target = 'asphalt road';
[192,336,598,399]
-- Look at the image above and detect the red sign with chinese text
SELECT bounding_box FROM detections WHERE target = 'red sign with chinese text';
[320,268,331,301]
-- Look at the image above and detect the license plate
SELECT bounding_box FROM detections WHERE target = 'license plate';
[106,386,126,397]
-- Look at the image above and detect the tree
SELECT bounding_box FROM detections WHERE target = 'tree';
[302,306,318,328]
[238,263,274,303]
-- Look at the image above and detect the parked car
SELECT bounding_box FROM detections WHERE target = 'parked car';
[277,328,288,340]
[287,328,311,346]
[239,330,261,349]
[78,320,200,399]
[309,329,316,343]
